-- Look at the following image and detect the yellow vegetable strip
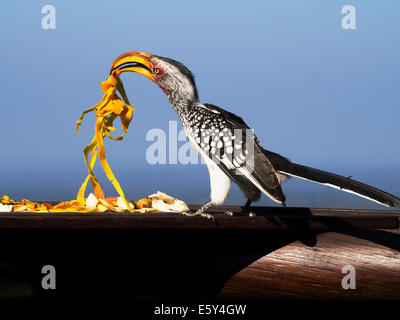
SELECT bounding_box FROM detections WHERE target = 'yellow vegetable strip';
[75,88,115,134]
[115,76,131,106]
[94,117,131,210]
[77,148,98,205]
[75,74,135,211]
[81,134,105,200]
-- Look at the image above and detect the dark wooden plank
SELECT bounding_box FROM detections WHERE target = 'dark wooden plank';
[220,230,400,299]
[0,206,398,230]
[0,214,399,300]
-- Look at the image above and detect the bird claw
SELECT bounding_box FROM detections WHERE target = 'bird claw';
[179,205,214,221]
[201,212,214,221]
[179,210,198,217]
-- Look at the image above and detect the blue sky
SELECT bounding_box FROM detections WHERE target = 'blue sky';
[0,1,399,208]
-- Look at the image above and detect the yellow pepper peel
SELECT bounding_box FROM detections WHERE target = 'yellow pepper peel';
[75,74,135,211]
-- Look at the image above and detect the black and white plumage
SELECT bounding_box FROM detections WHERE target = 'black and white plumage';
[183,103,286,205]
[111,51,400,214]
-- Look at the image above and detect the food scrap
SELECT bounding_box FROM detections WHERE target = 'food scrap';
[0,73,190,214]
[74,73,134,210]
[0,192,189,213]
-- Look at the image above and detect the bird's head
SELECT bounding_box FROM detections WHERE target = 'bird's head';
[110,51,198,105]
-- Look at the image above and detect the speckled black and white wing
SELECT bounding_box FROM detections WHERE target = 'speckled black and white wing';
[183,103,286,204]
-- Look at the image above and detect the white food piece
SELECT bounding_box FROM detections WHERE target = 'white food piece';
[171,199,189,212]
[116,197,134,211]
[151,199,174,212]
[14,205,27,212]
[147,191,189,212]
[148,191,175,204]
[0,203,13,212]
[116,197,127,210]
[85,193,98,210]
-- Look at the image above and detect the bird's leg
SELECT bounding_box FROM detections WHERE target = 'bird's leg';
[244,199,252,208]
[245,200,256,216]
[180,201,214,220]
[225,199,255,216]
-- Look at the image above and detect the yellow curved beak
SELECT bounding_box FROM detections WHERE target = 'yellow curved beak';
[110,51,156,83]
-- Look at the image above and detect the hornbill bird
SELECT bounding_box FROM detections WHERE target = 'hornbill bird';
[110,51,400,217]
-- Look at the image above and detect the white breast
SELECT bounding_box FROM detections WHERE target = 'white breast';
[184,126,232,205]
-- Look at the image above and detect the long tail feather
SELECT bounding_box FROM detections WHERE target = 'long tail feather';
[262,149,400,207]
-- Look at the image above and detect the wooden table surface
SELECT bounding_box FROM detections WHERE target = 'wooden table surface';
[0,205,399,230]
[0,205,399,301]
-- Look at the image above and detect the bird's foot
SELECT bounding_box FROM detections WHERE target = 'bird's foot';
[225,210,255,216]
[242,199,255,216]
[180,210,214,220]
[201,212,214,221]
[225,210,234,216]
[180,202,214,220]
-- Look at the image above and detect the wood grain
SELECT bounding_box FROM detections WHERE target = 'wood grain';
[220,230,400,299]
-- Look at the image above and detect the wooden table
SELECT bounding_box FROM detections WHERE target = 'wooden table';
[0,205,399,301]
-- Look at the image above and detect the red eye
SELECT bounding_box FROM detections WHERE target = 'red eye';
[152,65,164,77]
